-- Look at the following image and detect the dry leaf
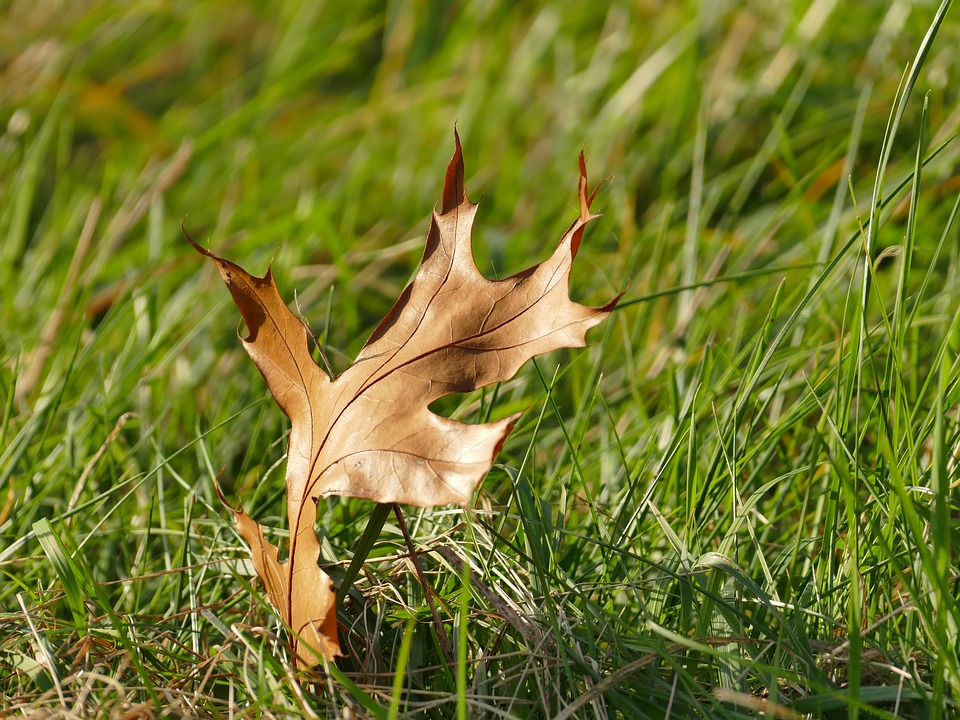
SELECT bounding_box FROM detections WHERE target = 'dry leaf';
[192,133,616,667]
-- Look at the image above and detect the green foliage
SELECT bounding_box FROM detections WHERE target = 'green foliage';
[3,1,960,717]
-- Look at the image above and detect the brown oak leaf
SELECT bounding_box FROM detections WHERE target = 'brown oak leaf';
[192,133,616,667]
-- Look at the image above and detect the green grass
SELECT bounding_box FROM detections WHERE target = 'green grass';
[3,1,960,717]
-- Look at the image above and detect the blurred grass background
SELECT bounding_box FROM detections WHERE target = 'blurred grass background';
[3,1,960,718]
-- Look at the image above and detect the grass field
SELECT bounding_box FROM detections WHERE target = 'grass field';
[3,1,960,717]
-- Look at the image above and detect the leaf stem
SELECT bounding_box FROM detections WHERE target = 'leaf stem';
[393,504,455,666]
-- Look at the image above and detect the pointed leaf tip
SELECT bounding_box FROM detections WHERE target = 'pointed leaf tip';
[577,151,591,223]
[182,222,210,259]
[571,150,605,257]
[213,480,233,511]
[442,129,466,213]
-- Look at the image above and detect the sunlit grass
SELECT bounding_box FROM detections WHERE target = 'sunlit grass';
[2,1,960,718]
